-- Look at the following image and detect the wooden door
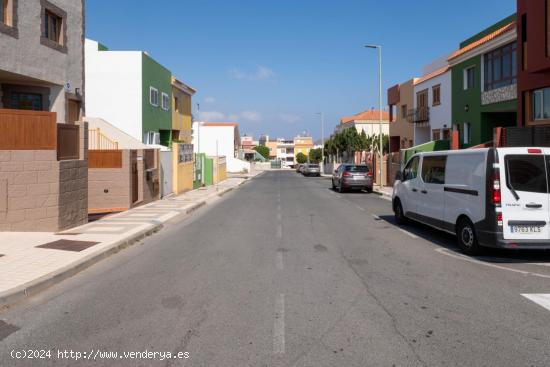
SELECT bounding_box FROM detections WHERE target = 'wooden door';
[68,99,80,124]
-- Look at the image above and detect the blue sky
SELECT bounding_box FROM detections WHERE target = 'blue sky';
[86,0,516,140]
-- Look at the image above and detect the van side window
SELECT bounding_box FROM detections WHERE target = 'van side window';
[421,156,447,184]
[403,156,419,181]
[505,155,548,193]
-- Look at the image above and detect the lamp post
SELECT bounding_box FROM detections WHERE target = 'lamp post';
[315,112,325,164]
[365,44,384,187]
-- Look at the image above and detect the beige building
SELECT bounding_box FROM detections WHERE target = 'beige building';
[387,79,416,152]
[336,110,390,136]
[294,136,313,163]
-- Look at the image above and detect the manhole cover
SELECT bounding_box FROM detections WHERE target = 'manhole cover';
[36,239,100,252]
[0,320,19,341]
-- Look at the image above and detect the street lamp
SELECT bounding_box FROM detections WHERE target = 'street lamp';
[365,44,384,187]
[315,112,325,164]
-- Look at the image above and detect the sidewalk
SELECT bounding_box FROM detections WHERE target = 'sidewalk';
[373,185,392,201]
[0,174,260,308]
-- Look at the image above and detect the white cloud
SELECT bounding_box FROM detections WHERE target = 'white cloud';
[228,65,276,80]
[241,110,262,122]
[279,114,301,124]
[198,111,226,121]
[204,96,216,104]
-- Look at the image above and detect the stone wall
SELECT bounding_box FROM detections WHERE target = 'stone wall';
[481,84,517,106]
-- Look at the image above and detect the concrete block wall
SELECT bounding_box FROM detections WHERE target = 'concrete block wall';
[88,150,131,213]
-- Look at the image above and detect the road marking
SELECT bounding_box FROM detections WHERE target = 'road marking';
[277,225,282,239]
[371,214,380,220]
[397,227,419,239]
[277,213,282,221]
[530,263,550,267]
[276,252,284,270]
[522,294,550,312]
[277,204,281,212]
[354,204,366,212]
[273,293,285,354]
[435,248,550,279]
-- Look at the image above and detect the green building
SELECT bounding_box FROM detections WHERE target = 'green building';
[85,39,174,147]
[448,15,517,148]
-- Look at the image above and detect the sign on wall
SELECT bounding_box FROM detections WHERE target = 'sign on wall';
[178,144,194,163]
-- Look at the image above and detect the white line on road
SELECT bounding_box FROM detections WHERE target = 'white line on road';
[277,213,282,221]
[277,225,282,239]
[273,293,285,354]
[277,204,281,212]
[397,227,419,239]
[371,214,380,220]
[354,204,366,212]
[522,294,550,312]
[276,252,284,271]
[435,248,550,279]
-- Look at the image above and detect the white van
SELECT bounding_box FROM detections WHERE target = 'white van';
[392,147,550,254]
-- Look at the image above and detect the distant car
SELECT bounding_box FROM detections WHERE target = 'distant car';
[302,164,321,177]
[332,164,373,193]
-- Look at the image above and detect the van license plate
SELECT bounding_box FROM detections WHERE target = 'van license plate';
[511,225,542,234]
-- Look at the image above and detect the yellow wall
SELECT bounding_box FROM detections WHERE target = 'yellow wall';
[172,145,194,194]
[212,157,227,184]
[294,137,314,162]
[171,81,193,143]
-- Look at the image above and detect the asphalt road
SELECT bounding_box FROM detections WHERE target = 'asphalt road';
[2,170,550,366]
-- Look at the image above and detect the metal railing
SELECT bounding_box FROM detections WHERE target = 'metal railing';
[406,107,430,124]
[88,128,118,150]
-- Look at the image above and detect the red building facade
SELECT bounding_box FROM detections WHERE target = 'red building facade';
[517,0,550,127]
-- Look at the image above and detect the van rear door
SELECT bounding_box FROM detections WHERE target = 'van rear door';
[500,148,550,241]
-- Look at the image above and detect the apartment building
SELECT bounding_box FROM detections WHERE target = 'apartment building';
[336,110,390,137]
[388,80,415,152]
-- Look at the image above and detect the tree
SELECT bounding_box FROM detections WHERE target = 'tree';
[309,148,323,163]
[296,152,308,164]
[253,145,270,159]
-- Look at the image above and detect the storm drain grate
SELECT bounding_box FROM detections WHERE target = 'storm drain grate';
[0,320,19,341]
[36,239,100,252]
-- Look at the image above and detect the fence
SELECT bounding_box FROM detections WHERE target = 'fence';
[88,150,123,169]
[0,109,56,150]
[88,128,118,150]
[57,124,80,160]
[500,126,550,147]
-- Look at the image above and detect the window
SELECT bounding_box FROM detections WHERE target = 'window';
[161,92,169,111]
[533,88,550,120]
[432,85,441,106]
[174,96,179,112]
[464,67,475,90]
[484,42,517,91]
[0,0,17,38]
[432,129,441,141]
[401,104,407,119]
[44,10,61,43]
[505,155,548,194]
[149,87,159,106]
[144,131,160,145]
[421,156,447,184]
[403,156,419,181]
[345,166,369,173]
[463,123,471,144]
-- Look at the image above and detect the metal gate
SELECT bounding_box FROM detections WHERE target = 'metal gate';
[160,150,173,198]
[131,150,138,204]
[501,126,550,147]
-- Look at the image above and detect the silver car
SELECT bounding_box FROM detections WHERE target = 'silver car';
[302,163,321,177]
[332,164,373,193]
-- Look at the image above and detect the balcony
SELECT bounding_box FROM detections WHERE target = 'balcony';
[406,107,430,126]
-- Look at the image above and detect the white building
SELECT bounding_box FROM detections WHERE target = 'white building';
[336,110,390,137]
[276,140,295,167]
[192,121,250,173]
[412,66,452,145]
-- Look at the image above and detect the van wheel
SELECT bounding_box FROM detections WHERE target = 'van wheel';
[457,218,482,255]
[394,199,407,225]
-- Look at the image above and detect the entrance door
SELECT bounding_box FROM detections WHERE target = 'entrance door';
[68,99,80,124]
[500,149,550,241]
[131,150,139,204]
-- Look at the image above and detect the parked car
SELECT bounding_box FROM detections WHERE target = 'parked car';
[302,164,321,177]
[392,147,550,255]
[296,164,304,173]
[332,164,373,193]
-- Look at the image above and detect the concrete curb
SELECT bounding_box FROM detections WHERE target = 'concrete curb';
[0,178,253,309]
[373,188,392,201]
[0,223,162,309]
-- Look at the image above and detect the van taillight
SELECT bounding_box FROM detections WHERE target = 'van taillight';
[491,169,501,206]
[497,213,503,227]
